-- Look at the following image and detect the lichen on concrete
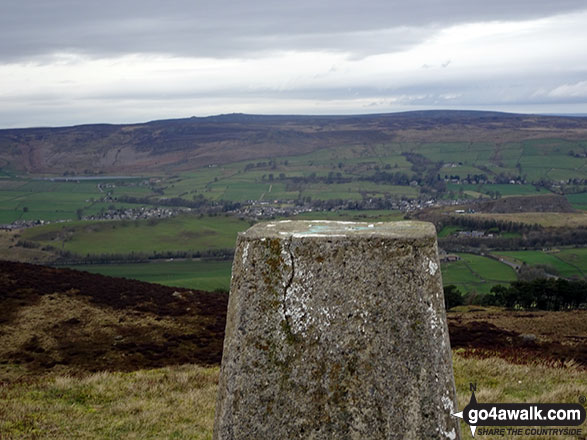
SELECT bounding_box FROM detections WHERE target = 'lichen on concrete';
[214,220,460,440]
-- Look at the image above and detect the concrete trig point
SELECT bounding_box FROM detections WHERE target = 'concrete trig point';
[214,220,460,440]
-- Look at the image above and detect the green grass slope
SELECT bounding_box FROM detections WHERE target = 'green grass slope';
[441,253,517,294]
[21,215,250,256]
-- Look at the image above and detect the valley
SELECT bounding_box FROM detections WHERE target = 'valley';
[1,111,587,439]
[2,111,587,295]
[5,0,587,433]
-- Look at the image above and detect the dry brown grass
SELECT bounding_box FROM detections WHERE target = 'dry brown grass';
[0,293,204,380]
[0,260,228,379]
[1,262,585,438]
[0,364,219,439]
[0,230,56,264]
[448,307,587,348]
[453,354,587,440]
[467,212,587,228]
[1,355,585,439]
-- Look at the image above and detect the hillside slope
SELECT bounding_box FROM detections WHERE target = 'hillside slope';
[2,111,587,174]
[0,260,228,379]
[1,260,585,383]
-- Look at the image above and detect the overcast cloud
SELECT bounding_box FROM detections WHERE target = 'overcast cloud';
[2,0,587,127]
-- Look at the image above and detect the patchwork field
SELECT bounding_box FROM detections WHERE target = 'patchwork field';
[70,247,587,295]
[55,211,406,290]
[0,177,152,224]
[495,249,586,279]
[445,183,550,197]
[2,134,587,299]
[152,138,587,203]
[3,113,587,438]
[55,247,587,296]
[11,208,587,294]
[441,253,518,294]
[441,248,587,294]
[467,211,587,228]
[10,211,408,290]
[20,215,250,256]
[2,136,587,225]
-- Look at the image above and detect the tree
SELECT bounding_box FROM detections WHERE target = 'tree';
[517,264,558,282]
[443,285,464,310]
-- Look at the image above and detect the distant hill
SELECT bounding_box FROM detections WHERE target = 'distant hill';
[2,110,587,175]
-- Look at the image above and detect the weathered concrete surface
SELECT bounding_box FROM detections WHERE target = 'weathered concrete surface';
[213,220,460,440]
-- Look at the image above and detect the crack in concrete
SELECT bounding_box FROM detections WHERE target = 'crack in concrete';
[282,237,295,332]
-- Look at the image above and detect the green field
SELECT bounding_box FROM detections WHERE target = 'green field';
[47,210,403,292]
[495,249,585,279]
[4,137,587,296]
[437,225,464,238]
[22,215,251,256]
[16,209,587,294]
[566,192,587,210]
[42,210,404,292]
[2,138,587,224]
[197,139,583,202]
[68,259,233,292]
[0,177,153,223]
[446,183,550,198]
[556,247,587,275]
[441,253,517,294]
[22,211,412,258]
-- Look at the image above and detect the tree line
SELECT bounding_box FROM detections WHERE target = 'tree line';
[444,278,587,311]
[48,247,234,265]
[439,227,587,252]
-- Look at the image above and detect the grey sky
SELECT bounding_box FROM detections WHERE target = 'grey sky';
[2,0,587,127]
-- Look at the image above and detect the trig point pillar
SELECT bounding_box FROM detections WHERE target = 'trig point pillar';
[213,220,460,440]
